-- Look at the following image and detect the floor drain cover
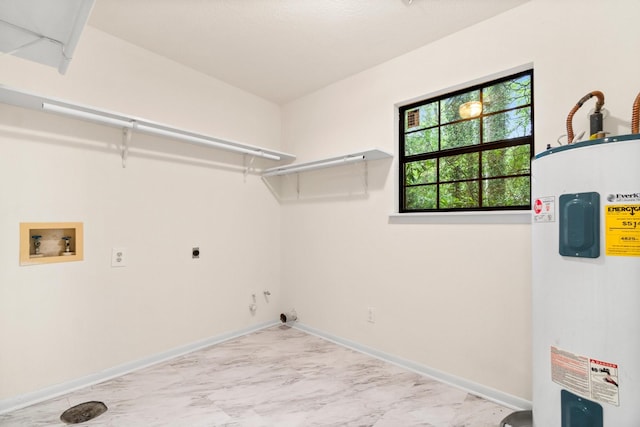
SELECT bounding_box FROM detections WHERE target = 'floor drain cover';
[60,401,108,424]
[500,409,532,427]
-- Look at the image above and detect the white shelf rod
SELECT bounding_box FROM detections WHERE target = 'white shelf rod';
[134,123,280,161]
[43,102,132,128]
[41,102,281,161]
[262,155,365,177]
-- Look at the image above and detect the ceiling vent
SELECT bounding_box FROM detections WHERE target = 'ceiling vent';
[0,0,95,74]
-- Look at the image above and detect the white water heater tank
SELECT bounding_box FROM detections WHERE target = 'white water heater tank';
[531,135,640,426]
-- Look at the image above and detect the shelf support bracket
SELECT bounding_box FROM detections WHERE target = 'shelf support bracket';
[364,160,369,194]
[243,154,256,181]
[121,126,132,168]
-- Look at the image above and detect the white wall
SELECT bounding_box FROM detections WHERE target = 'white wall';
[0,28,283,400]
[280,0,640,401]
[2,0,639,407]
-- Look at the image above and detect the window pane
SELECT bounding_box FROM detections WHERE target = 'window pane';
[483,107,531,143]
[441,119,480,150]
[441,90,480,124]
[482,176,530,207]
[483,75,532,114]
[405,159,437,185]
[439,152,479,182]
[399,70,532,213]
[482,145,531,178]
[439,181,479,209]
[405,185,437,210]
[404,102,438,131]
[404,128,439,156]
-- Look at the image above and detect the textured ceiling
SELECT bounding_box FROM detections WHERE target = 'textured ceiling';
[89,0,529,104]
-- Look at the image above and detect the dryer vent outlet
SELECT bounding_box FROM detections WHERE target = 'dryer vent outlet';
[280,309,297,323]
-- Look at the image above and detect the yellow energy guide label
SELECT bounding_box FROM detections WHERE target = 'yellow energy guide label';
[605,204,640,257]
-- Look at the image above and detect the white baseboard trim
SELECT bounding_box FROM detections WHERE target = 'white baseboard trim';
[1,320,531,415]
[293,322,532,411]
[0,320,278,415]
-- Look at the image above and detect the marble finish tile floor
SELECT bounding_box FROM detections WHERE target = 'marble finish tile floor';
[0,325,512,426]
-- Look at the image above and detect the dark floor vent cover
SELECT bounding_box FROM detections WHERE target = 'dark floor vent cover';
[60,401,108,424]
[500,409,532,427]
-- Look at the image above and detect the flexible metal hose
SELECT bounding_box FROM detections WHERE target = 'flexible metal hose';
[566,91,605,143]
[632,92,640,134]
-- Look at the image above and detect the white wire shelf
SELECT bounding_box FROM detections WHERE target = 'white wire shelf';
[261,149,392,177]
[0,85,296,164]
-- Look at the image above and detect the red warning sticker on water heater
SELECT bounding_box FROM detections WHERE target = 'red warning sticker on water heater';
[605,204,640,257]
[550,346,619,406]
[533,196,555,222]
[589,358,619,406]
[550,346,590,397]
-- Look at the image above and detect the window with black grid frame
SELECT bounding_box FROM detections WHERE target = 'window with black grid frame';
[399,69,534,212]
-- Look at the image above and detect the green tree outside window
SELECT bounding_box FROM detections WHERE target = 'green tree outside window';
[400,70,533,212]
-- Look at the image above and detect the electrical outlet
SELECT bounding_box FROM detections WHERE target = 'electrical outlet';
[192,247,200,259]
[367,307,375,323]
[111,248,126,267]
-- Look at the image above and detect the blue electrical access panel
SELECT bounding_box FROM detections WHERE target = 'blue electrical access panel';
[559,192,600,258]
[561,390,603,427]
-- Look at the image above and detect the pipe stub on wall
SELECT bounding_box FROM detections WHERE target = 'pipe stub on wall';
[280,309,297,323]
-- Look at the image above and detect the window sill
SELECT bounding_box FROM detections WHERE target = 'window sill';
[388,210,531,224]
